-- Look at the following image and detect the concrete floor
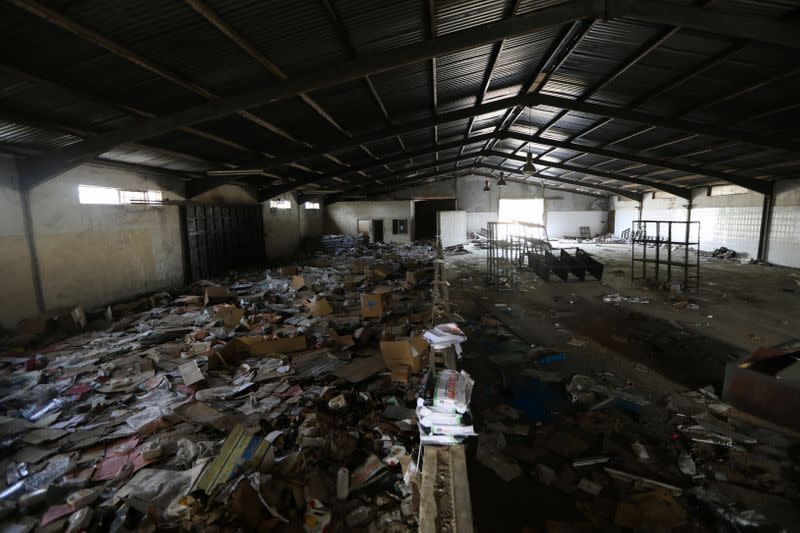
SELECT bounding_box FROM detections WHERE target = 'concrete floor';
[441,242,800,531]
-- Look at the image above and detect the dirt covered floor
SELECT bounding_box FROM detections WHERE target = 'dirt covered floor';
[445,242,800,532]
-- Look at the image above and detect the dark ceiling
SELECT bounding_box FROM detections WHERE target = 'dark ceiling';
[1,0,799,202]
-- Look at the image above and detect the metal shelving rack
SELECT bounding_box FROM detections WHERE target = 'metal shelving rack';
[631,220,700,290]
[486,221,522,287]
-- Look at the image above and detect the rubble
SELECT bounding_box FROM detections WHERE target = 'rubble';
[465,300,798,532]
[0,237,444,531]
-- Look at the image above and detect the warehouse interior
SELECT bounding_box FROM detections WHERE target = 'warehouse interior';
[1,0,799,531]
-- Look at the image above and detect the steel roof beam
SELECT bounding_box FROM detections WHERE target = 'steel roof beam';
[328,146,689,199]
[10,0,312,149]
[213,89,797,178]
[0,63,263,160]
[184,0,351,140]
[507,132,770,193]
[458,0,523,161]
[20,0,601,188]
[318,0,406,170]
[475,19,594,167]
[350,165,631,201]
[529,24,681,165]
[262,127,759,197]
[425,0,440,172]
[618,0,800,48]
[340,160,642,201]
[480,149,691,199]
[264,131,498,197]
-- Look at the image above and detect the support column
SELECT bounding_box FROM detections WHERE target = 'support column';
[757,185,775,262]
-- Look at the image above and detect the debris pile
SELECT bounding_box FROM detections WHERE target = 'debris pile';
[0,239,441,531]
[467,313,799,531]
[711,246,737,260]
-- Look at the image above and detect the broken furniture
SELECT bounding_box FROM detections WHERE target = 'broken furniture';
[631,220,700,291]
[526,247,605,282]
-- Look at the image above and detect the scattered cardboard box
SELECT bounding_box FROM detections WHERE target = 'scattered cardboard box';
[310,298,333,318]
[291,275,307,289]
[406,270,426,284]
[380,336,429,372]
[214,304,245,327]
[278,265,297,276]
[204,286,232,305]
[213,335,308,368]
[360,293,386,318]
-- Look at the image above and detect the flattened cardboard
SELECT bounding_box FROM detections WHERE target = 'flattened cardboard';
[309,298,333,318]
[360,293,386,318]
[406,270,426,284]
[291,275,307,289]
[380,336,428,372]
[179,360,205,386]
[332,355,385,383]
[214,304,245,327]
[204,286,232,305]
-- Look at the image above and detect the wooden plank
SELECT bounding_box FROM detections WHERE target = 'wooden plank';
[420,445,473,533]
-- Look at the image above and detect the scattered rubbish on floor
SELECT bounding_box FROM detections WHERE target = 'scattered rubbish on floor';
[602,293,650,304]
[0,237,446,531]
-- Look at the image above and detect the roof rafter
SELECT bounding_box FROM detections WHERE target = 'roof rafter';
[18,0,604,188]
[617,0,800,48]
[9,0,312,150]
[506,132,771,194]
[219,89,798,176]
[335,159,643,202]
[327,146,689,199]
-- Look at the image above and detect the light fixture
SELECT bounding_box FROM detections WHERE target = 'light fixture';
[483,179,491,192]
[497,171,507,187]
[207,169,266,176]
[523,106,536,175]
[522,152,536,175]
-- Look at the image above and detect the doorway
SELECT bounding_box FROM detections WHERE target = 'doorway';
[372,219,384,242]
[415,198,457,241]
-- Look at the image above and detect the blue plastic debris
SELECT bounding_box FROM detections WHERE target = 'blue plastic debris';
[537,353,566,366]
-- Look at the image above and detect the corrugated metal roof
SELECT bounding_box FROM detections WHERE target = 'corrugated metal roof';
[0,0,796,198]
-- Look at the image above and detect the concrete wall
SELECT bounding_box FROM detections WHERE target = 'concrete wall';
[372,177,609,238]
[611,183,800,267]
[0,156,38,329]
[262,194,324,260]
[0,158,285,330]
[30,165,186,314]
[192,183,258,205]
[325,200,414,243]
[769,180,800,268]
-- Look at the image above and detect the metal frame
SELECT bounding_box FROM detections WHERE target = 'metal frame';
[630,220,700,291]
[486,221,522,287]
[1,0,797,201]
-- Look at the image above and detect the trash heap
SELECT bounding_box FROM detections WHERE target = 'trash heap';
[0,238,443,532]
[416,323,475,446]
[470,314,800,531]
